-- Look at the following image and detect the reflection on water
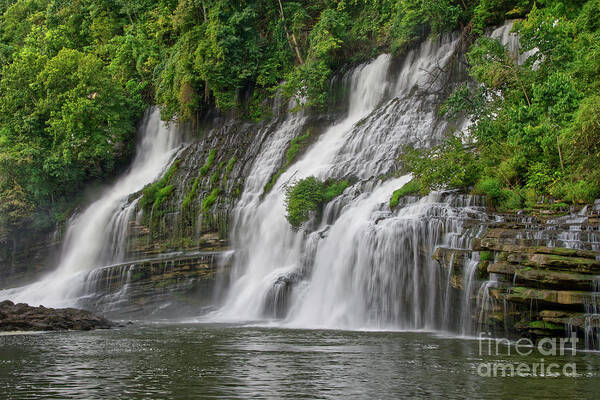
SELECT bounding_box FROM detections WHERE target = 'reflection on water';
[1,325,599,399]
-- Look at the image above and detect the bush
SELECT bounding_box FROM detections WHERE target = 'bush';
[401,136,479,192]
[553,180,600,204]
[500,189,523,210]
[284,176,349,229]
[285,177,324,229]
[474,177,504,202]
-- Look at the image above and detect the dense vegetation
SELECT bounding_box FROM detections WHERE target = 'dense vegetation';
[402,0,600,209]
[285,176,349,228]
[1,0,599,243]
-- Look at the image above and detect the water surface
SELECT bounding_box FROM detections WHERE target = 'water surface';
[1,324,599,399]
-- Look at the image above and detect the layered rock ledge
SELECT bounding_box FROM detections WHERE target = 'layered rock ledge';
[0,300,114,332]
[434,200,600,345]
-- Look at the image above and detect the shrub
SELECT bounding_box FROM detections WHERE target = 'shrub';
[401,136,479,193]
[554,180,600,204]
[500,189,523,210]
[474,177,504,202]
[285,177,324,229]
[284,176,349,229]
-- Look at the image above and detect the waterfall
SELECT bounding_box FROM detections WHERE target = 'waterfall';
[213,33,479,329]
[0,108,182,308]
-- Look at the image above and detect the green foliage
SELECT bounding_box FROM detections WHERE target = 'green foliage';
[287,130,311,163]
[323,180,350,202]
[284,176,349,229]
[182,176,200,208]
[4,0,600,238]
[475,177,504,202]
[429,1,600,207]
[222,155,237,185]
[202,188,220,212]
[389,180,421,209]
[199,149,216,176]
[285,177,325,229]
[402,136,480,193]
[479,251,492,261]
[226,156,237,174]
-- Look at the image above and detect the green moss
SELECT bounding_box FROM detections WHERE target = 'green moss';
[389,180,421,209]
[223,156,237,186]
[153,185,174,210]
[226,156,237,174]
[263,170,284,196]
[155,278,176,289]
[286,131,311,164]
[199,149,216,176]
[529,321,564,331]
[263,130,312,196]
[139,160,180,212]
[210,171,220,185]
[202,188,221,212]
[182,176,200,208]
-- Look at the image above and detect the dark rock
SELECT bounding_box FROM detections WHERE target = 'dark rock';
[0,301,114,332]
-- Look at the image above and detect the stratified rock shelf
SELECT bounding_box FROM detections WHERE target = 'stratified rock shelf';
[0,300,114,332]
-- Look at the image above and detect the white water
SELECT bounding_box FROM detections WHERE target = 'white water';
[213,34,480,330]
[0,108,182,307]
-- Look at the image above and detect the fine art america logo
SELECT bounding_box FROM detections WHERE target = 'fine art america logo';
[476,332,580,377]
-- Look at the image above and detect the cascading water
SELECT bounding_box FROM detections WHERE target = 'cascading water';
[213,33,491,330]
[0,108,182,308]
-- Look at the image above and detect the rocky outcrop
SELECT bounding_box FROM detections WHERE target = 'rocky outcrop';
[435,200,600,347]
[0,300,113,331]
[76,248,230,318]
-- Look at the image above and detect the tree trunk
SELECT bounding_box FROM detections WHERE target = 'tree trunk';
[277,0,304,64]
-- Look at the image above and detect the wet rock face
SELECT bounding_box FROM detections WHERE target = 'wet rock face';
[124,108,330,259]
[0,232,61,290]
[437,201,600,347]
[77,251,228,318]
[0,300,114,331]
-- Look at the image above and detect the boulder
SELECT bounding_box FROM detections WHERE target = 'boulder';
[0,300,114,332]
